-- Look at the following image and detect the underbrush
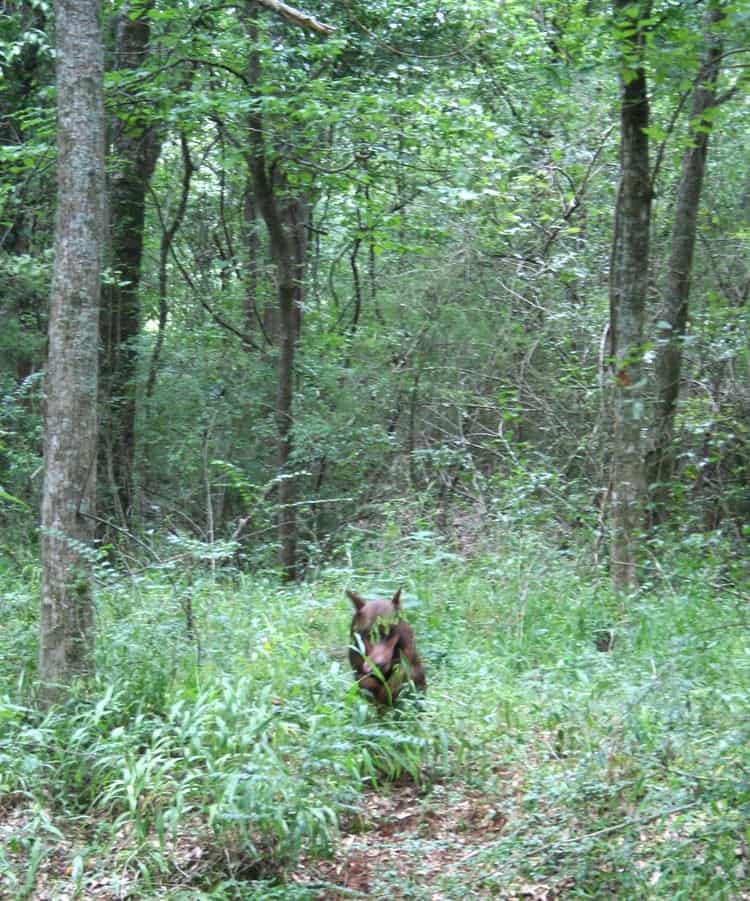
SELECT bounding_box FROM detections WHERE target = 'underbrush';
[0,522,749,898]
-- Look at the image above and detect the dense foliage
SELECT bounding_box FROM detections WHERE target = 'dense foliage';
[1,1,748,565]
[2,522,750,896]
[1,0,750,895]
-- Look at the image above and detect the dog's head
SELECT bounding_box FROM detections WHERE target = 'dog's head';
[347,588,403,679]
[348,587,401,631]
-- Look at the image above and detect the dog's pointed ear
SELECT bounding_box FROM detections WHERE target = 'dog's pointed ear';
[347,590,366,611]
[391,588,402,607]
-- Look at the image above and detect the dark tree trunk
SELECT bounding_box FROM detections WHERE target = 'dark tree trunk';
[243,189,264,342]
[248,180,309,580]
[0,2,52,384]
[100,2,161,523]
[40,0,105,704]
[245,3,310,579]
[647,2,725,520]
[609,1,652,592]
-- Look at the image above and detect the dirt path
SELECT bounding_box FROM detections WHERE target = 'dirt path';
[292,780,563,900]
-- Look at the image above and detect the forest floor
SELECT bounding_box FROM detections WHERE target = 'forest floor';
[5,769,735,901]
[292,777,558,900]
[0,770,569,900]
[2,538,749,898]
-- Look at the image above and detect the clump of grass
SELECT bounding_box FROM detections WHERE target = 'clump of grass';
[0,522,749,897]
[406,537,750,899]
[0,573,447,896]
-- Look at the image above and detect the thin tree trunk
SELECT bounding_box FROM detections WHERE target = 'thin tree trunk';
[647,2,725,520]
[40,0,105,704]
[243,188,267,343]
[100,1,161,522]
[276,260,298,579]
[609,0,652,592]
[146,133,194,399]
[0,2,50,384]
[245,3,308,579]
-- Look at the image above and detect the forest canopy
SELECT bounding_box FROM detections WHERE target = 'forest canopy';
[2,0,749,576]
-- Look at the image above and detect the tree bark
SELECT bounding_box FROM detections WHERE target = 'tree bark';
[647,2,725,520]
[244,2,310,579]
[0,2,52,384]
[40,0,106,704]
[100,2,161,523]
[609,1,652,591]
[243,189,265,342]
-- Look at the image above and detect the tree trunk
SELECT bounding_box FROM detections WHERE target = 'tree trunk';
[276,250,299,579]
[100,2,161,523]
[0,2,52,384]
[244,3,311,579]
[39,0,106,704]
[145,132,194,400]
[647,2,725,520]
[609,1,652,592]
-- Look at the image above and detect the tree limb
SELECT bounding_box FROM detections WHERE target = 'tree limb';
[253,0,336,34]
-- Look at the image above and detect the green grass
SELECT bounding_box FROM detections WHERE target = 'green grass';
[0,523,748,898]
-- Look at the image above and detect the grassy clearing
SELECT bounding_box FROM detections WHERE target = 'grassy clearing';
[0,523,749,898]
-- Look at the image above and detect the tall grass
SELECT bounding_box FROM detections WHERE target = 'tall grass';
[0,519,748,897]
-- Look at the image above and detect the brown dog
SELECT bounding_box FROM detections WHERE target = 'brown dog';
[347,588,426,705]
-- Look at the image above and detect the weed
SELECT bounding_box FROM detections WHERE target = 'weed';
[0,527,748,896]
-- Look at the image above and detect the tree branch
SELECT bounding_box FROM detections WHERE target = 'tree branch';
[253,0,336,34]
